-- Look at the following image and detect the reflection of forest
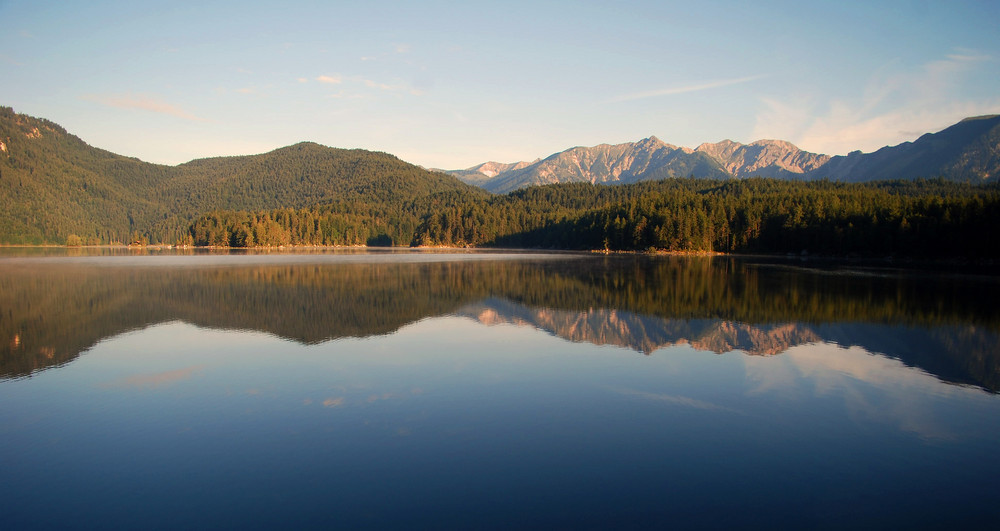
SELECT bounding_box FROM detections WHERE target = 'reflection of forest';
[2,255,998,391]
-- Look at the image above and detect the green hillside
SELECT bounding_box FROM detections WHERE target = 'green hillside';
[0,107,177,244]
[0,107,479,244]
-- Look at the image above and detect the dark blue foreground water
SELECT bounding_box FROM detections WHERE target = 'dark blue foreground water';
[1,251,998,528]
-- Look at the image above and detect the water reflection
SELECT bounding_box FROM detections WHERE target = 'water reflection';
[1,252,998,392]
[3,253,1000,528]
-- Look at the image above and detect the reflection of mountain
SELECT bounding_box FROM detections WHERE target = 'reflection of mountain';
[457,298,999,391]
[459,298,821,355]
[2,254,999,391]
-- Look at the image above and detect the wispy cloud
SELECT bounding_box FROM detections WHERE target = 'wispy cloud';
[326,90,367,100]
[363,78,394,90]
[752,51,1000,154]
[316,74,342,85]
[361,43,412,62]
[306,74,423,97]
[0,53,22,66]
[82,93,207,122]
[610,75,766,103]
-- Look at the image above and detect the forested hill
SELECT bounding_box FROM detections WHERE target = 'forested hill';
[0,106,176,244]
[0,107,479,244]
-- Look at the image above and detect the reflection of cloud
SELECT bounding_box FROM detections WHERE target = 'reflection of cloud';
[81,93,207,122]
[323,397,345,408]
[610,387,739,413]
[744,342,991,441]
[101,365,204,389]
[367,393,395,403]
[610,75,765,102]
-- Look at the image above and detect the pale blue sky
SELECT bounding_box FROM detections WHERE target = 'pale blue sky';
[2,0,998,169]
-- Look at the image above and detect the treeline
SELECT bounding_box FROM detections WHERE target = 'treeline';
[189,190,483,247]
[192,177,1000,259]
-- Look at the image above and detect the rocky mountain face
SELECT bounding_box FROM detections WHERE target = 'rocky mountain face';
[458,298,822,356]
[443,160,538,186]
[806,114,1000,182]
[450,115,1000,192]
[695,139,830,179]
[455,137,731,193]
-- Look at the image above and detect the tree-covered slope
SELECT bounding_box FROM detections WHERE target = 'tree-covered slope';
[0,106,177,244]
[0,107,481,244]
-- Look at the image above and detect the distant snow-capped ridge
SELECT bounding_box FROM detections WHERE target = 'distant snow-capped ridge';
[447,115,1000,193]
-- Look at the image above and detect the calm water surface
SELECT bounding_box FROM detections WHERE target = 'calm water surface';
[1,249,999,529]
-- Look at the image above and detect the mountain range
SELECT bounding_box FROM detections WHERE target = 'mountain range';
[2,105,999,244]
[445,115,1000,193]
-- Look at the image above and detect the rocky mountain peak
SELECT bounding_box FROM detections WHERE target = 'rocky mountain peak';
[446,115,1000,191]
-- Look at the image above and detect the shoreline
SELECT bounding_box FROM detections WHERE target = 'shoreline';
[0,243,995,274]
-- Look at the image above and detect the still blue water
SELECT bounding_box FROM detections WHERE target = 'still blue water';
[1,251,998,528]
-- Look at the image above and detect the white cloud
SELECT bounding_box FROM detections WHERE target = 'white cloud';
[316,74,342,85]
[81,93,207,122]
[610,75,766,103]
[752,51,1000,154]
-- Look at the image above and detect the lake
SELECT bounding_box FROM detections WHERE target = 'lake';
[2,249,999,529]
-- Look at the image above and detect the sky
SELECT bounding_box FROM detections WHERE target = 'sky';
[1,0,999,169]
